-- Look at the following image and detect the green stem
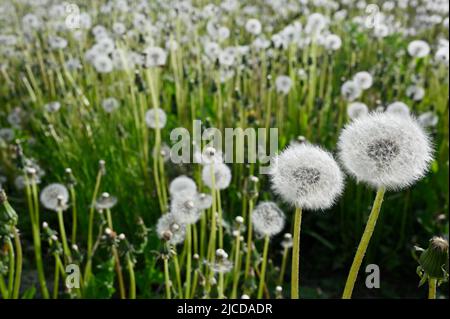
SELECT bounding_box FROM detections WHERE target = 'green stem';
[342,186,385,299]
[70,186,77,244]
[185,224,192,298]
[164,257,171,299]
[257,235,270,299]
[231,229,242,299]
[126,254,136,299]
[244,198,254,279]
[6,239,15,297]
[278,247,289,286]
[57,210,72,263]
[428,278,437,299]
[53,256,60,299]
[291,207,302,299]
[12,228,22,299]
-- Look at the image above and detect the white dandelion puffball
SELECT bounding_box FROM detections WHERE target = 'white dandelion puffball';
[195,193,213,210]
[169,175,197,198]
[92,54,114,73]
[275,75,292,95]
[101,97,120,113]
[338,112,433,190]
[145,108,167,129]
[156,213,186,245]
[406,85,425,101]
[251,202,286,237]
[341,80,362,101]
[353,71,373,90]
[202,163,232,190]
[407,40,430,58]
[40,183,69,211]
[144,46,167,67]
[386,101,410,116]
[270,144,344,210]
[95,192,118,210]
[324,34,342,51]
[347,102,369,120]
[170,191,201,225]
[418,112,439,128]
[44,101,61,113]
[245,18,262,35]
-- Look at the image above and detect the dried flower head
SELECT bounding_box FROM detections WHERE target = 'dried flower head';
[95,192,118,210]
[386,101,410,116]
[338,112,433,190]
[270,144,344,210]
[347,102,369,119]
[170,191,201,224]
[169,175,197,198]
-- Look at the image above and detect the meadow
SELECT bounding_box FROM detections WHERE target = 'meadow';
[0,0,449,299]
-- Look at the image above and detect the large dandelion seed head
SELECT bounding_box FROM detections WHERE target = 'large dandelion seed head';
[270,144,344,210]
[251,201,285,237]
[156,213,186,245]
[338,112,433,190]
[40,183,69,211]
[202,163,232,190]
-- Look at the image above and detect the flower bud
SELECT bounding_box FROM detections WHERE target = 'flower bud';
[419,236,449,279]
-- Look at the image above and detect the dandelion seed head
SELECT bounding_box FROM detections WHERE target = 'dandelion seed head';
[156,213,186,245]
[406,85,425,101]
[169,175,197,198]
[275,75,292,95]
[40,183,69,212]
[145,108,167,129]
[144,46,167,67]
[101,97,120,113]
[245,18,262,35]
[386,101,410,116]
[353,71,373,90]
[251,201,285,237]
[347,102,369,119]
[170,191,201,224]
[195,193,213,210]
[418,111,439,128]
[341,80,362,101]
[338,112,433,190]
[408,40,430,58]
[95,192,118,210]
[270,144,344,210]
[202,163,232,190]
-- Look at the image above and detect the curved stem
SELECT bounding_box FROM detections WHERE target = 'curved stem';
[291,207,302,299]
[126,254,136,299]
[342,186,385,299]
[257,235,270,299]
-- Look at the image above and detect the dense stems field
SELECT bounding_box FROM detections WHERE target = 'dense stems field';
[0,0,448,299]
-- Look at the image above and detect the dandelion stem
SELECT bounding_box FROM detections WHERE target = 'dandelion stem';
[342,186,385,299]
[291,207,302,299]
[6,238,15,298]
[172,252,183,298]
[257,235,270,299]
[279,246,289,286]
[185,224,192,298]
[126,254,136,299]
[53,257,60,299]
[244,198,254,279]
[12,227,22,299]
[164,257,171,299]
[85,168,103,281]
[69,185,77,245]
[231,229,242,299]
[57,209,72,263]
[428,278,437,299]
